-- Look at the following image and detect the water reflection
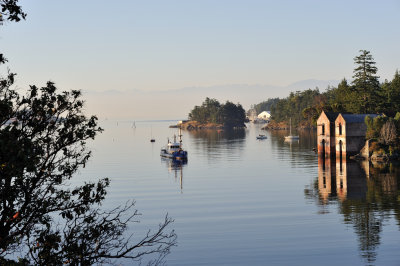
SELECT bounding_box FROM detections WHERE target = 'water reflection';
[310,158,400,264]
[161,158,186,192]
[269,129,317,167]
[187,128,246,163]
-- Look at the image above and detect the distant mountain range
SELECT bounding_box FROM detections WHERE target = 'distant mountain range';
[171,79,340,106]
[84,79,340,120]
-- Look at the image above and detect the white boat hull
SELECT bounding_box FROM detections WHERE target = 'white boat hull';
[284,135,299,141]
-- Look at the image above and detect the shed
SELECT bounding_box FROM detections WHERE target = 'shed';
[335,113,379,158]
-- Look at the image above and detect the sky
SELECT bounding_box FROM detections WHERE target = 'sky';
[1,0,400,119]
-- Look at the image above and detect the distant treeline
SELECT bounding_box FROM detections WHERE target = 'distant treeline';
[188,97,246,127]
[251,98,279,115]
[252,50,400,128]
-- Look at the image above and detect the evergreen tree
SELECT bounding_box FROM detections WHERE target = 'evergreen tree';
[188,98,245,127]
[251,98,279,114]
[327,78,354,112]
[389,70,400,111]
[352,50,382,113]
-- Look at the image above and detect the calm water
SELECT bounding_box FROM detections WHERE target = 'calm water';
[78,120,400,266]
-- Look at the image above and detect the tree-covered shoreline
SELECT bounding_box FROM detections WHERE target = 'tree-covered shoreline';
[252,50,400,157]
[187,98,246,129]
[253,50,400,129]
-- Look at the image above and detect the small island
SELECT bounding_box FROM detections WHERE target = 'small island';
[179,97,246,130]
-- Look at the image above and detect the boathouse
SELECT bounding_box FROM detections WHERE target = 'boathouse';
[317,111,379,158]
[317,111,339,157]
[335,113,378,158]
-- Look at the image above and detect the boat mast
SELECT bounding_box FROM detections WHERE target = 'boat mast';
[179,128,183,148]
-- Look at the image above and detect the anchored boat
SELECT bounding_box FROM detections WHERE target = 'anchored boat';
[256,134,267,140]
[284,118,299,141]
[160,128,188,161]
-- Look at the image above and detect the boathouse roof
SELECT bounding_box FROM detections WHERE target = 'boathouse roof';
[323,111,340,122]
[340,114,379,123]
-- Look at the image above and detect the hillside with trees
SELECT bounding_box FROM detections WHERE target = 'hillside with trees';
[250,98,280,115]
[187,97,246,128]
[253,50,400,129]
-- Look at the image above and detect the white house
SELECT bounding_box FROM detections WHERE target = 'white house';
[257,111,271,121]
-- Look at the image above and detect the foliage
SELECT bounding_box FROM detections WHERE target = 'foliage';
[0,2,176,264]
[270,89,324,127]
[0,72,177,265]
[252,50,400,131]
[188,97,246,127]
[383,70,400,115]
[250,98,279,114]
[366,115,400,155]
[351,50,382,113]
[380,119,397,145]
[365,116,388,140]
[326,78,357,113]
[0,0,26,23]
[394,112,400,132]
[0,0,26,65]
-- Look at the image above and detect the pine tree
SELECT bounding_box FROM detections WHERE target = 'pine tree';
[390,70,400,111]
[352,50,382,113]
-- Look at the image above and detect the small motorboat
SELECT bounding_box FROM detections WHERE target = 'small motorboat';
[256,134,267,140]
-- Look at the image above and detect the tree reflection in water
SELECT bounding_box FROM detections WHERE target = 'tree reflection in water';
[187,128,246,163]
[306,157,400,265]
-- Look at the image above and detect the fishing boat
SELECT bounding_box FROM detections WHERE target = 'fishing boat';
[256,134,267,140]
[284,118,299,141]
[160,128,188,161]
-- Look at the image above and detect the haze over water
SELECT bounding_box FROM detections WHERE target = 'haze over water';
[78,120,400,265]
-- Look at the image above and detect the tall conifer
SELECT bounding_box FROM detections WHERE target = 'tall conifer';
[352,50,382,113]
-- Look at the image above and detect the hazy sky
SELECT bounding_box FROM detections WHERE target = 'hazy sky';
[1,0,400,119]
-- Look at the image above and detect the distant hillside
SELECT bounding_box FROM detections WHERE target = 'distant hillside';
[174,79,339,107]
[83,79,340,120]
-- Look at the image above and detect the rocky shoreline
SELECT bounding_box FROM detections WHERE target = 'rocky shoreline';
[261,121,289,130]
[351,151,400,162]
[349,140,400,162]
[261,120,315,130]
[172,121,246,130]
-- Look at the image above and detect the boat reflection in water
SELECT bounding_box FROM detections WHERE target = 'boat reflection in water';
[161,158,187,192]
[309,156,400,265]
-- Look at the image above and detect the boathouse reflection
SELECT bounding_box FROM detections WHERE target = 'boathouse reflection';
[317,156,370,203]
[317,156,336,203]
[315,158,400,264]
